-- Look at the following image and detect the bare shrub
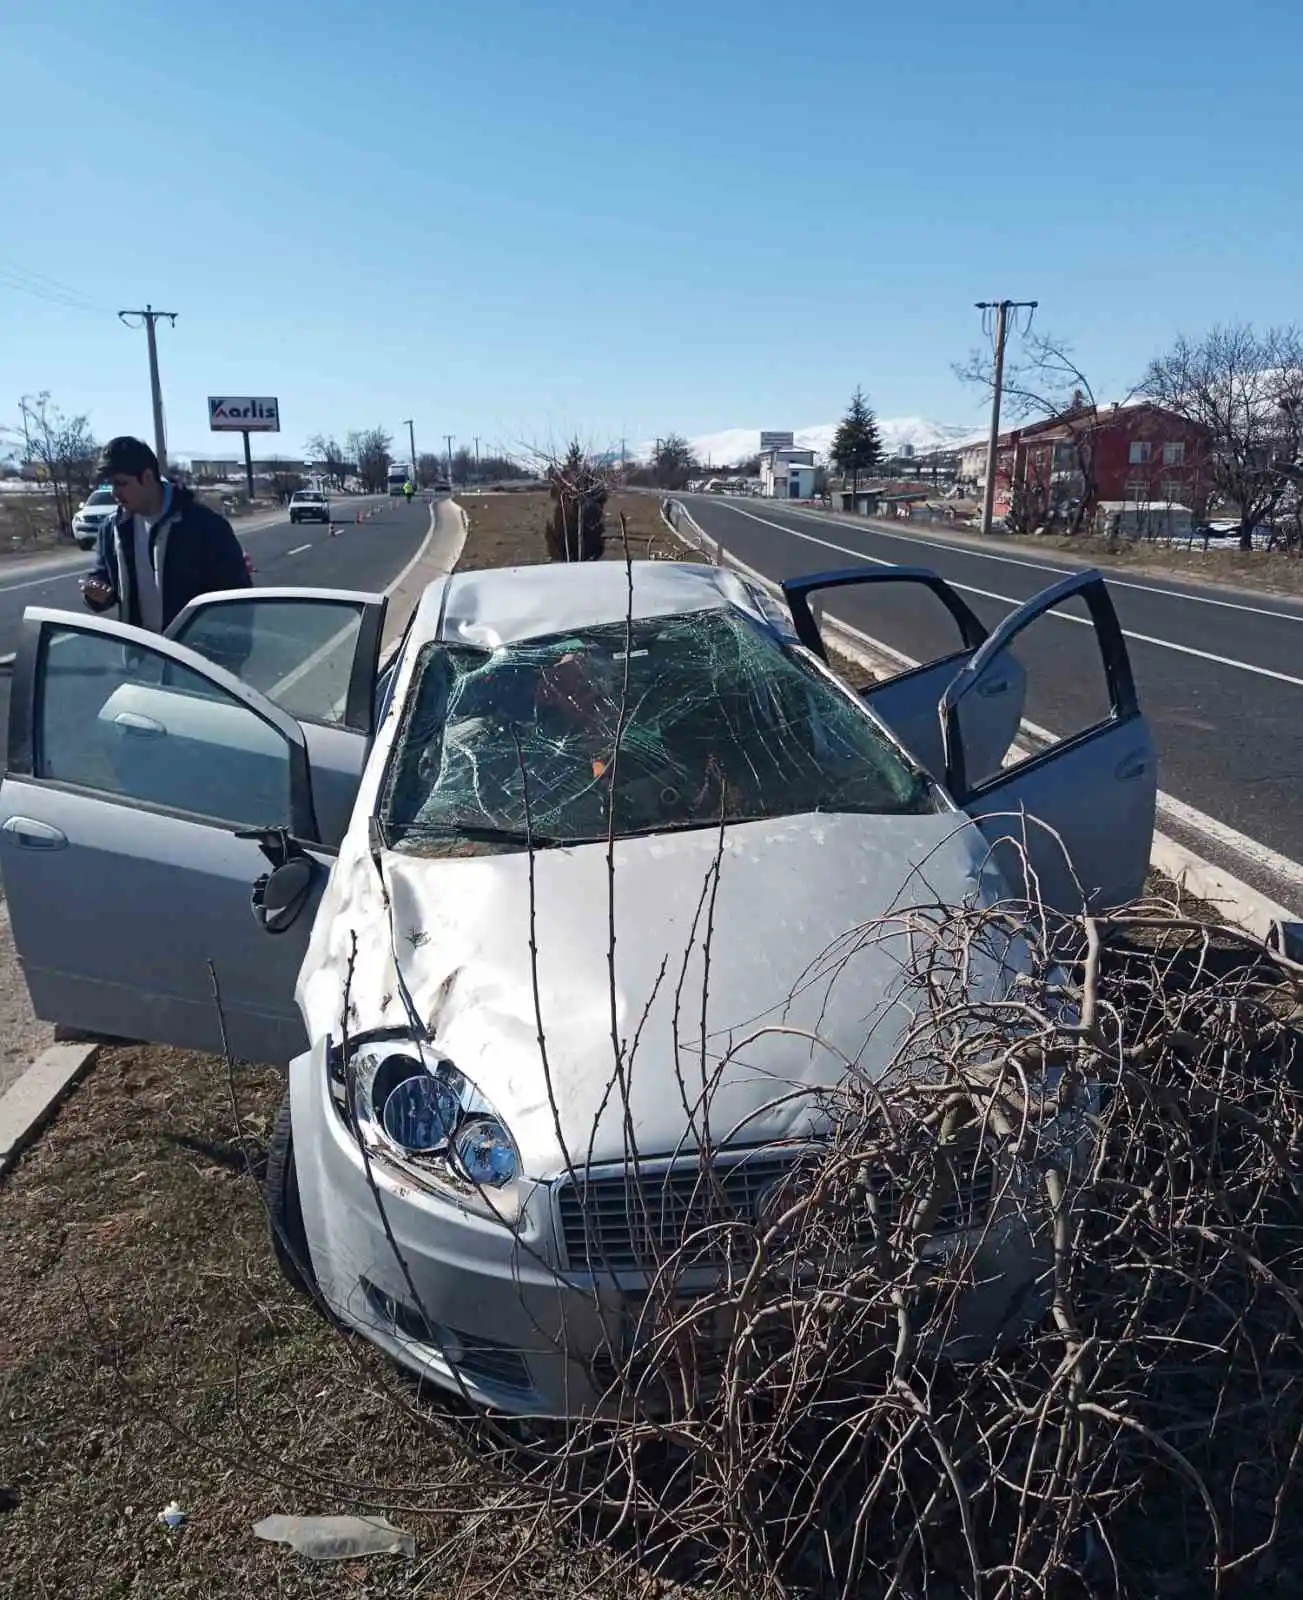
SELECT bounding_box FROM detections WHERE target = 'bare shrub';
[320,863,1303,1599]
[542,441,609,561]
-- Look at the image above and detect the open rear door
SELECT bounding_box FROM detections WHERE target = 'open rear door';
[782,567,1026,782]
[940,571,1156,914]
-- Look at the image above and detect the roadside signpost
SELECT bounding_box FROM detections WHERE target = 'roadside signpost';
[208,396,281,499]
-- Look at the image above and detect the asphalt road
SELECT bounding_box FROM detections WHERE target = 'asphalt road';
[0,493,433,734]
[681,494,1303,913]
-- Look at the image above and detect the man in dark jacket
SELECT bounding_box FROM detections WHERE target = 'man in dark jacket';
[81,436,251,631]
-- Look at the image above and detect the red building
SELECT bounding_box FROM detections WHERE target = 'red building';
[993,402,1211,530]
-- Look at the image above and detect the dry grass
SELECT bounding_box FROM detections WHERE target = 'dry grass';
[0,1045,646,1599]
[457,490,681,573]
[0,492,75,556]
[1011,528,1303,599]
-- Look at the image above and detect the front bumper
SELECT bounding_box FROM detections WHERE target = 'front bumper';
[291,1047,626,1416]
[290,1049,1058,1418]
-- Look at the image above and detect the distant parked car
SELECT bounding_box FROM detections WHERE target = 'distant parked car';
[289,490,330,525]
[71,486,118,550]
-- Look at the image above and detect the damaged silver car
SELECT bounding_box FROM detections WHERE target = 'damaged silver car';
[0,560,1156,1415]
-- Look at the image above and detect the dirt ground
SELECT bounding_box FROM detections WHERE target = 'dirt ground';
[456,489,682,572]
[1033,528,1303,598]
[0,1046,627,1600]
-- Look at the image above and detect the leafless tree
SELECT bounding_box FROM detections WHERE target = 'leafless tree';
[955,333,1130,537]
[305,433,349,490]
[8,392,99,538]
[1140,322,1303,550]
[416,451,443,488]
[542,439,609,560]
[262,458,306,501]
[345,427,393,493]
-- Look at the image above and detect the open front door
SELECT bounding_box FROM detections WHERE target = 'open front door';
[781,567,1027,783]
[166,586,386,846]
[941,571,1156,914]
[1,608,335,1063]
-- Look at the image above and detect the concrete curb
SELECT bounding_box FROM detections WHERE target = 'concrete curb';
[380,498,467,658]
[0,1041,99,1179]
[661,498,1301,943]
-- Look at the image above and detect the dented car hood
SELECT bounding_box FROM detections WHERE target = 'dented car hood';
[297,808,1005,1177]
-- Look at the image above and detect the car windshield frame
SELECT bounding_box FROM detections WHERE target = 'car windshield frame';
[375,604,941,856]
[85,488,116,506]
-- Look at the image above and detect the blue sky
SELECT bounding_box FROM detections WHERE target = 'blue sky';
[4,0,1301,461]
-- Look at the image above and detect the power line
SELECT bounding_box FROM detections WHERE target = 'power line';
[0,257,108,315]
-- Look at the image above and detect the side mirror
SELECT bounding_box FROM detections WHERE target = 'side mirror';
[252,857,316,934]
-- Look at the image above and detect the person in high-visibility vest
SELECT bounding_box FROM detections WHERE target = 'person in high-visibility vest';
[403,479,415,503]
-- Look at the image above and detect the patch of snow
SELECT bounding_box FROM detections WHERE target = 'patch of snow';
[638,418,979,468]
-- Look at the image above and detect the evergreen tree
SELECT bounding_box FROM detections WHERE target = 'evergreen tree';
[829,387,883,496]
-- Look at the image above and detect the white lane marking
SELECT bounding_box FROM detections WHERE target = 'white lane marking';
[0,570,95,596]
[769,503,1303,625]
[673,499,1303,900]
[709,503,1303,690]
[286,542,312,556]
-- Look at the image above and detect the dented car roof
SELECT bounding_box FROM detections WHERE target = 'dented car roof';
[413,560,799,652]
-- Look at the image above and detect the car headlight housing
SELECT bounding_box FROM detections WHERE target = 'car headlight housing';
[347,1043,522,1204]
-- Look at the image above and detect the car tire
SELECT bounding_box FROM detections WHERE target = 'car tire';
[265,1091,325,1311]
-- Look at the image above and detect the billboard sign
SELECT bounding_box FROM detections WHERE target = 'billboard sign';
[759,430,795,454]
[208,395,281,432]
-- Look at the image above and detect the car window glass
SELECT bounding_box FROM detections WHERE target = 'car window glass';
[170,598,366,728]
[380,607,941,855]
[960,591,1114,790]
[37,626,294,828]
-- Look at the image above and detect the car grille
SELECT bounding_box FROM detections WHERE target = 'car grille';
[555,1149,998,1275]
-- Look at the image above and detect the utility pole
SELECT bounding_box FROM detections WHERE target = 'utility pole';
[975,299,1037,537]
[117,304,177,470]
[444,433,454,487]
[403,418,417,480]
[473,436,480,472]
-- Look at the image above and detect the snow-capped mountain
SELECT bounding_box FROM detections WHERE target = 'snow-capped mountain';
[639,419,978,468]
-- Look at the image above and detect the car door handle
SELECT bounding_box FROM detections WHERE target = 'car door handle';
[112,710,166,738]
[2,816,68,849]
[1115,753,1150,781]
[976,677,1011,698]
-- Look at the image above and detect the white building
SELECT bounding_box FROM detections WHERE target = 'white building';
[760,446,817,499]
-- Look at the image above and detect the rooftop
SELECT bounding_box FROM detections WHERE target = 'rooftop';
[419,559,796,649]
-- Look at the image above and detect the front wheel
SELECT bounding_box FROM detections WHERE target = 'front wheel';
[264,1092,325,1311]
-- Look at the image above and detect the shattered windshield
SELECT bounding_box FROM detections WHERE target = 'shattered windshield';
[379,607,939,853]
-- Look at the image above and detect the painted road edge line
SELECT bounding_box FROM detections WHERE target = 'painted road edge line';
[661,498,1303,938]
[0,1040,100,1178]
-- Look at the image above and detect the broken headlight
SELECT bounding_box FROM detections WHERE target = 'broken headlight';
[348,1044,521,1196]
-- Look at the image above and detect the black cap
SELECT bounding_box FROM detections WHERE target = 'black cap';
[96,436,160,481]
